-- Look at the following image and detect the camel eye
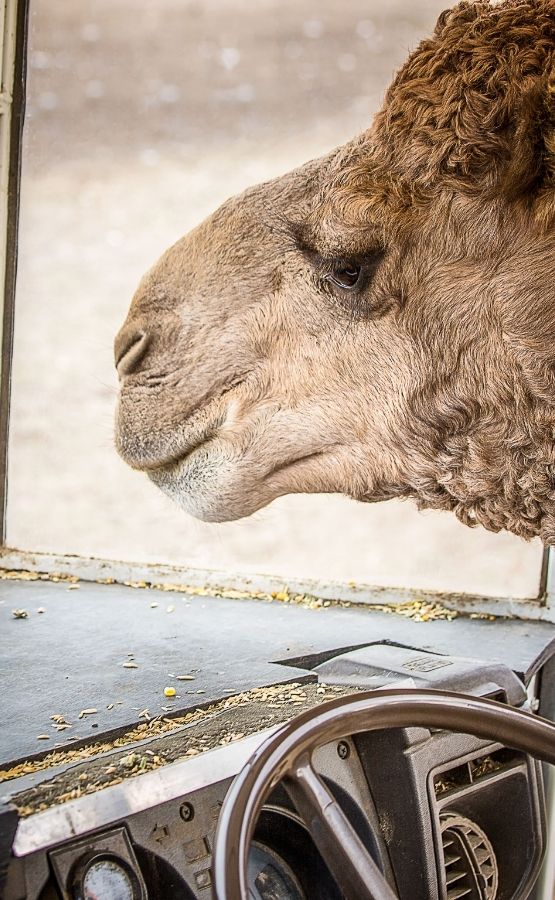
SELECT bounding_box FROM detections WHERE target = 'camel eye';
[327,264,361,290]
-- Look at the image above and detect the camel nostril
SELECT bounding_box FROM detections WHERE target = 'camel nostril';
[115,328,149,376]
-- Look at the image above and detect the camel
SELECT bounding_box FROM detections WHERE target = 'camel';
[114,0,555,546]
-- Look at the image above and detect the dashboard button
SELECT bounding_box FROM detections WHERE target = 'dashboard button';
[184,836,210,862]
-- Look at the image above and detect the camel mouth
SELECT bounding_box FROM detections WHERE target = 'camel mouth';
[139,441,208,473]
[115,371,253,473]
[149,437,335,483]
[117,418,220,473]
[115,384,236,472]
[115,408,218,473]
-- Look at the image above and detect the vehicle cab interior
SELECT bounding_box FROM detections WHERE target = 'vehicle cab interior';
[1,1,554,898]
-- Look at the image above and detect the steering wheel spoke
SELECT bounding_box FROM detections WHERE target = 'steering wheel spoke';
[283,755,397,900]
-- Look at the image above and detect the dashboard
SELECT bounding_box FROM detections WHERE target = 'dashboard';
[2,645,548,900]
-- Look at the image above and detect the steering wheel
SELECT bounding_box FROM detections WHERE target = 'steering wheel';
[212,688,555,900]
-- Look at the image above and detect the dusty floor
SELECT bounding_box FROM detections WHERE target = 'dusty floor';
[7,0,543,598]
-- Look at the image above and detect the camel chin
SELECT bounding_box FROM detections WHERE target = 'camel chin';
[147,452,259,523]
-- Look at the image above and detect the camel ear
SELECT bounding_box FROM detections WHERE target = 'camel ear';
[431,4,555,204]
[373,3,555,208]
[524,63,555,229]
[497,62,555,204]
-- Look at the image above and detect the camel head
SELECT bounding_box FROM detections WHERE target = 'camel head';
[115,0,555,543]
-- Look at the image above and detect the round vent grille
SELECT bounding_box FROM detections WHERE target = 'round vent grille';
[440,813,498,900]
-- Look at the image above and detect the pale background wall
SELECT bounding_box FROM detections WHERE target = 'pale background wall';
[7,0,543,597]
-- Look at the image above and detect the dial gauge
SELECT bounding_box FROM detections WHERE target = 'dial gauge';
[73,854,141,900]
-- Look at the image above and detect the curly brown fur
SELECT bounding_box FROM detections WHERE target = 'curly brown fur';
[316,0,555,239]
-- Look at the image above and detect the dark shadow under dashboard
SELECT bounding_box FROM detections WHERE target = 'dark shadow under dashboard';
[1,576,554,899]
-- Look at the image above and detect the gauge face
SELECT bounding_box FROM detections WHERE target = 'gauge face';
[248,843,306,900]
[79,856,136,900]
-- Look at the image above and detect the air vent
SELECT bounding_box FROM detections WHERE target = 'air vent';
[434,748,523,797]
[440,813,498,900]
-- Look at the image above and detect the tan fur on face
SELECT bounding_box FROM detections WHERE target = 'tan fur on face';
[115,0,555,542]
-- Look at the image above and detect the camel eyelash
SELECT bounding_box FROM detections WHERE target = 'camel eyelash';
[319,259,363,290]
[311,250,386,323]
[317,249,385,290]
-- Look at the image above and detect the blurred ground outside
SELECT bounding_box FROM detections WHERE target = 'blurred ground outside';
[7,0,544,598]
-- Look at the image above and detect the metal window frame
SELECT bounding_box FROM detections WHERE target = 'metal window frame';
[0,0,553,625]
[0,0,26,546]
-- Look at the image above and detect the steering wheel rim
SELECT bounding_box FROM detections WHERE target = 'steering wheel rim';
[212,687,555,900]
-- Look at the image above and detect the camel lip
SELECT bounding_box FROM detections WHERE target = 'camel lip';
[133,448,193,473]
[116,420,216,472]
[123,434,214,473]
[116,375,250,472]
